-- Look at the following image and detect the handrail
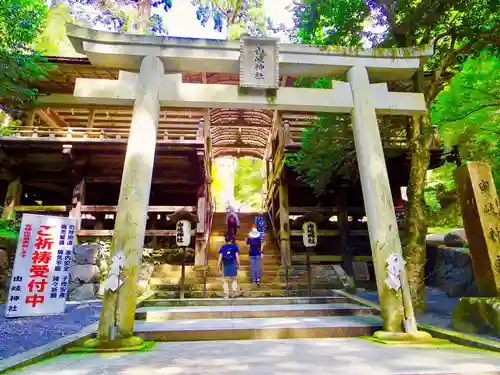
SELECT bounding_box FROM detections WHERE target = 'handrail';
[265,209,289,297]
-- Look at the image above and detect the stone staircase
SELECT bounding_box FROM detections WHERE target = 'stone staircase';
[134,295,382,341]
[140,213,382,342]
[149,212,347,298]
[150,212,289,298]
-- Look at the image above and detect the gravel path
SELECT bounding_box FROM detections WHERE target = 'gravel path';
[0,302,101,360]
[357,287,500,343]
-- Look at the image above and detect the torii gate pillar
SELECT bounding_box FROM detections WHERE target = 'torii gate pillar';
[86,55,164,349]
[348,65,429,340]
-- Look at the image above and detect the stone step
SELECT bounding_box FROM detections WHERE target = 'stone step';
[135,303,379,321]
[150,278,339,291]
[152,289,341,299]
[133,315,382,341]
[140,296,352,307]
[150,282,288,292]
[152,269,282,279]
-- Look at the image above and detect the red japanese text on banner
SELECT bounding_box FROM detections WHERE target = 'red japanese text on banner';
[6,214,77,318]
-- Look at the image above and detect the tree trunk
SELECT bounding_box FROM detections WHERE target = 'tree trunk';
[404,68,433,312]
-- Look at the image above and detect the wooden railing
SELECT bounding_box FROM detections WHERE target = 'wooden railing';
[15,205,196,213]
[14,205,197,237]
[0,125,202,142]
[291,254,373,263]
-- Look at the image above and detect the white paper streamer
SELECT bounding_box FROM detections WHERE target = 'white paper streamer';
[102,251,125,293]
[385,253,405,291]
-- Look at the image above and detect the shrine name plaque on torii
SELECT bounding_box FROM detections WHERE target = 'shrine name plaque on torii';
[57,24,432,349]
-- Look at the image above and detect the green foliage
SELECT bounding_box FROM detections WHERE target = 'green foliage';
[35,2,81,57]
[286,114,355,197]
[211,162,224,210]
[432,52,500,190]
[0,209,21,240]
[234,157,263,209]
[191,0,267,39]
[0,110,22,136]
[424,163,463,230]
[295,0,369,47]
[0,0,49,112]
[290,0,500,197]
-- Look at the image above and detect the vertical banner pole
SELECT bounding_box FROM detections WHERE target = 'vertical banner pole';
[306,247,312,297]
[180,246,186,300]
[302,221,317,299]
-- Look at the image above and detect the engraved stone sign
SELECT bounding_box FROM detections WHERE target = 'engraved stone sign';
[454,162,500,296]
[240,36,279,89]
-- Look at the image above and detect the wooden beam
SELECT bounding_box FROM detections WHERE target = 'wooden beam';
[35,109,62,128]
[69,177,85,230]
[1,178,21,220]
[78,229,196,236]
[15,205,68,213]
[87,108,96,128]
[86,176,199,186]
[290,229,369,236]
[288,206,365,214]
[290,229,339,236]
[0,137,204,147]
[278,177,290,267]
[25,110,36,127]
[47,108,68,127]
[290,254,373,263]
[81,205,196,213]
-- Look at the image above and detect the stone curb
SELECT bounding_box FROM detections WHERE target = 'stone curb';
[0,323,97,374]
[0,292,154,374]
[333,289,500,353]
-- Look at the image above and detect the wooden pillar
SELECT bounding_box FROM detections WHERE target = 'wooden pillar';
[149,214,158,248]
[88,109,96,129]
[194,235,206,268]
[338,186,353,276]
[278,177,291,267]
[2,177,21,220]
[69,177,85,231]
[454,162,500,296]
[92,55,164,349]
[25,109,36,127]
[195,183,207,267]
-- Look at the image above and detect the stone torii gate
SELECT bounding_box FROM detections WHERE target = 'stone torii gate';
[57,24,433,348]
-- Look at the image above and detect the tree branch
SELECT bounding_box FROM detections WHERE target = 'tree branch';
[438,103,500,124]
[229,0,243,26]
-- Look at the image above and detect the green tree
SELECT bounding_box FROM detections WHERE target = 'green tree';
[35,2,82,57]
[57,0,172,34]
[432,52,500,190]
[290,0,500,311]
[234,157,264,210]
[191,0,267,39]
[0,0,49,113]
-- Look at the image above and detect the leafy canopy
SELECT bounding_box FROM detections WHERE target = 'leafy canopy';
[0,0,49,113]
[234,157,264,210]
[432,52,500,190]
[60,0,172,34]
[191,0,267,39]
[288,0,500,197]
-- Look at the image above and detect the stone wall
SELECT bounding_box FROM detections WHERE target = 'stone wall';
[0,237,18,303]
[70,240,155,301]
[425,245,478,298]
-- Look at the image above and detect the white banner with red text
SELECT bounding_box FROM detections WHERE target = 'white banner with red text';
[6,214,77,318]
